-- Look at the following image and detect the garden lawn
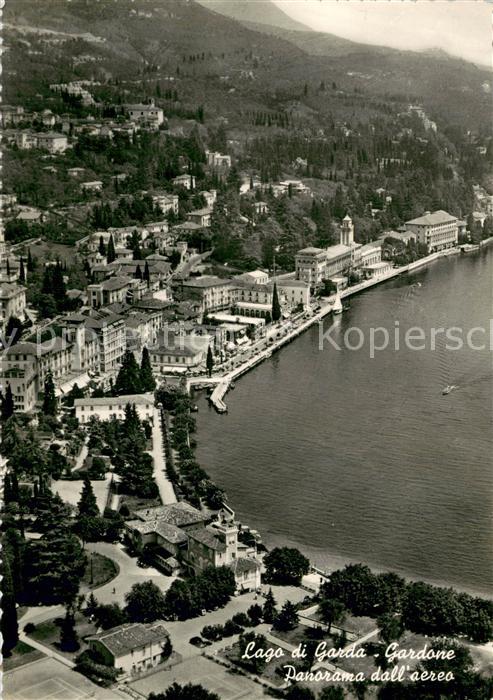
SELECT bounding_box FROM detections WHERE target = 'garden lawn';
[3,641,45,671]
[27,613,98,660]
[81,552,119,589]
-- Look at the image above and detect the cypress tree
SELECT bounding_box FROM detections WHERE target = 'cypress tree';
[135,264,142,280]
[6,258,11,277]
[10,471,20,503]
[4,529,25,604]
[271,283,281,322]
[59,609,79,652]
[140,347,156,392]
[77,477,99,517]
[262,588,277,623]
[107,234,116,263]
[1,554,18,656]
[4,473,12,502]
[206,345,214,377]
[6,315,23,345]
[18,257,25,283]
[27,249,34,272]
[114,349,143,395]
[143,261,150,287]
[42,372,57,415]
[98,235,106,256]
[1,384,15,421]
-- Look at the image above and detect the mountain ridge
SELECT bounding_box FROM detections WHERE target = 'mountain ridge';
[3,0,491,130]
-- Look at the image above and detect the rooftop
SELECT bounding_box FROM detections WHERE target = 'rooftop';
[154,334,210,357]
[229,557,261,575]
[74,393,154,407]
[126,518,188,544]
[187,207,212,216]
[296,247,326,256]
[180,276,232,289]
[188,527,226,552]
[0,283,25,298]
[326,244,352,259]
[133,502,207,528]
[87,623,169,657]
[37,132,67,140]
[406,210,457,226]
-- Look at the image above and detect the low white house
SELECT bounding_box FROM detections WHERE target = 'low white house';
[81,180,103,193]
[363,261,393,278]
[87,623,171,677]
[151,334,212,371]
[74,393,154,424]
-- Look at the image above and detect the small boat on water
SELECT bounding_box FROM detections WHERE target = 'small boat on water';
[442,385,458,395]
[332,292,343,315]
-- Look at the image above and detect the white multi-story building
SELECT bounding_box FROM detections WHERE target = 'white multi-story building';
[74,393,154,424]
[35,132,69,153]
[405,210,458,251]
[295,247,327,287]
[0,283,26,332]
[126,100,164,128]
[186,208,212,228]
[205,150,231,168]
[325,244,353,278]
[149,191,179,217]
[177,276,234,313]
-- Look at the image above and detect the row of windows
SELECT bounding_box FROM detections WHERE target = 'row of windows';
[79,404,152,411]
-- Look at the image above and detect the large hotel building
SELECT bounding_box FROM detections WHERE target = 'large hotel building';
[405,210,458,252]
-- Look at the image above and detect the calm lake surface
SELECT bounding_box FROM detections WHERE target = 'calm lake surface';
[196,249,493,597]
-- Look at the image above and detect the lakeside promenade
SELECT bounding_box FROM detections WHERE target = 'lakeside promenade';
[189,241,493,412]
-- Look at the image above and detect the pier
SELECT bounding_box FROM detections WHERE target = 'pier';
[209,379,230,413]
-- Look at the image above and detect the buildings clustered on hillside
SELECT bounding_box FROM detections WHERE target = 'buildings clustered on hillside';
[0,82,476,421]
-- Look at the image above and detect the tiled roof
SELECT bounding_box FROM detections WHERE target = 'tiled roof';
[296,247,326,256]
[229,557,261,574]
[188,527,227,552]
[87,623,169,657]
[126,518,188,544]
[406,210,457,226]
[134,502,207,528]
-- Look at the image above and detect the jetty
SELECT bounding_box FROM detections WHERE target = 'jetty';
[209,379,230,413]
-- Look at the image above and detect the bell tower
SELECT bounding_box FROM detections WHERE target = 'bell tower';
[341,214,354,247]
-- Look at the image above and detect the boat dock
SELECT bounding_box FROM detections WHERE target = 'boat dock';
[209,379,230,413]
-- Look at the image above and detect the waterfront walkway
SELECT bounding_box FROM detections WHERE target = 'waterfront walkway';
[192,244,484,413]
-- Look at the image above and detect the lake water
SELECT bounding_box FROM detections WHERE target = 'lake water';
[196,249,493,597]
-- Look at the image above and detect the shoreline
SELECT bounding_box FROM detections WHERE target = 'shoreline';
[192,239,493,411]
[260,529,493,602]
[190,241,493,602]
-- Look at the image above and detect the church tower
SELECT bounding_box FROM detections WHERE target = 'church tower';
[340,214,354,247]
